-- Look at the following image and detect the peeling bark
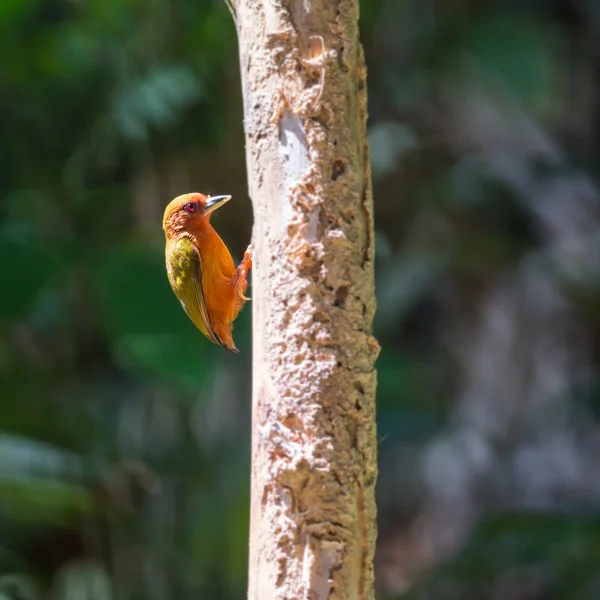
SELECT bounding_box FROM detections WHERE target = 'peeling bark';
[234,0,379,598]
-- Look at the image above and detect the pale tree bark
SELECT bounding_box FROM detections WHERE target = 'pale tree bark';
[232,0,379,598]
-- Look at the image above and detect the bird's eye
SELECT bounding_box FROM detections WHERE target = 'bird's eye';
[183,202,198,213]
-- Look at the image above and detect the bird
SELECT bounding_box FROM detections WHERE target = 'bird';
[162,192,252,353]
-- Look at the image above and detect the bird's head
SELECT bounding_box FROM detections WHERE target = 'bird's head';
[162,192,232,236]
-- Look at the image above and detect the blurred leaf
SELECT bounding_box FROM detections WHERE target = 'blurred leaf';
[0,0,36,27]
[53,560,113,600]
[0,478,92,525]
[376,347,447,442]
[0,434,82,480]
[369,122,418,179]
[401,512,600,600]
[0,574,39,600]
[188,461,249,596]
[375,252,445,328]
[0,238,63,321]
[114,334,214,388]
[441,13,563,117]
[0,374,92,448]
[0,544,28,574]
[112,66,204,141]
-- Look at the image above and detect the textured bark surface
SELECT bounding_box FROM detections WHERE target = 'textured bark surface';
[235,0,379,598]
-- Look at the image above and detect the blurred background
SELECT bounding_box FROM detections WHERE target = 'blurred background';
[1,0,600,598]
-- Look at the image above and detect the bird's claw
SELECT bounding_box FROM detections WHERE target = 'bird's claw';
[243,244,253,269]
[234,244,252,301]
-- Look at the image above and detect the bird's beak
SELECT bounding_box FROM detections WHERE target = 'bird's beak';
[203,195,232,215]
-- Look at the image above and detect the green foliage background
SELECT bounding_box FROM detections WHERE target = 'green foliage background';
[1,0,600,598]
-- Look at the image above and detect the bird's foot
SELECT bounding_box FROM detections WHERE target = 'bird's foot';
[243,244,252,270]
[234,244,253,301]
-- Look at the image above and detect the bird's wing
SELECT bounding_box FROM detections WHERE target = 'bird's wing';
[168,236,225,347]
[189,243,228,347]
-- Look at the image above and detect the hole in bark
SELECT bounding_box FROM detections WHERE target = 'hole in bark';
[333,285,349,308]
[338,44,347,71]
[261,484,271,507]
[354,381,364,394]
[282,413,302,431]
[276,558,287,586]
[331,159,347,181]
[362,303,367,316]
[346,420,357,443]
[313,310,328,323]
[307,73,321,86]
[336,361,343,368]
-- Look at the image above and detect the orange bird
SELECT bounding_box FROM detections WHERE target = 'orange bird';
[162,192,252,353]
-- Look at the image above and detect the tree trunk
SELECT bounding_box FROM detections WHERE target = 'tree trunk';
[235,0,379,598]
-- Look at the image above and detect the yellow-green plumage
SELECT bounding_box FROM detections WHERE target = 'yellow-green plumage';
[165,235,219,345]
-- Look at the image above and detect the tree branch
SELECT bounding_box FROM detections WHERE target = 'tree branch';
[236,0,380,597]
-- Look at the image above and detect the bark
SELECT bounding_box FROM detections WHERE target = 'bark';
[234,0,379,598]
